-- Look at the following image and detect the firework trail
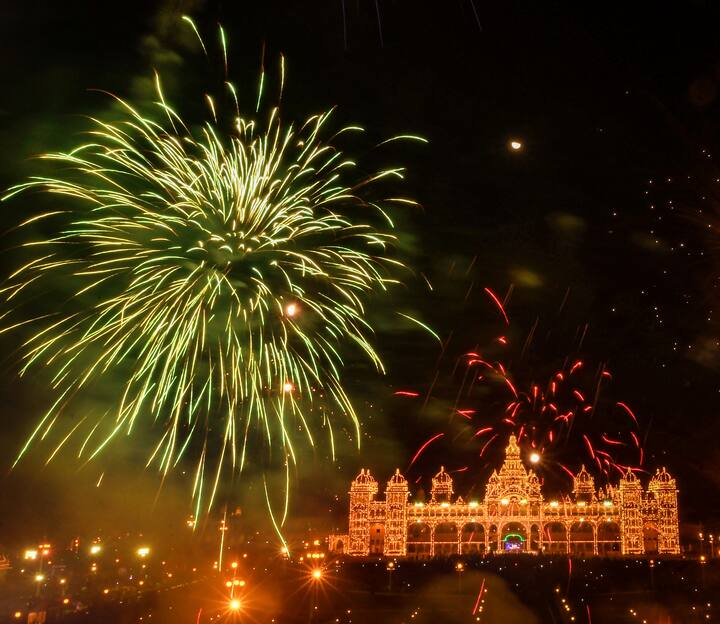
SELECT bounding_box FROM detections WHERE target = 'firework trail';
[401,286,644,483]
[1,19,426,518]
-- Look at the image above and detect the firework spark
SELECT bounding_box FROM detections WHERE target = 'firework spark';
[1,20,424,518]
[395,287,645,483]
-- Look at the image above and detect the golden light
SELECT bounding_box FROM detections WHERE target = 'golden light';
[13,612,22,619]
[136,547,150,558]
[311,568,323,580]
[345,437,680,559]
[34,573,45,582]
[282,381,294,393]
[455,562,464,572]
[529,452,540,464]
[285,302,299,317]
[229,598,242,611]
[509,140,523,151]
[59,578,67,585]
[230,561,238,569]
[225,581,233,588]
[23,549,38,561]
[89,544,102,555]
[62,598,70,605]
[103,588,110,595]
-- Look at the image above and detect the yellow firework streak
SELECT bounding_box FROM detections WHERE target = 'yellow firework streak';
[1,19,425,518]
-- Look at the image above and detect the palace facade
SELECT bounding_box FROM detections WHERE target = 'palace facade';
[330,436,679,558]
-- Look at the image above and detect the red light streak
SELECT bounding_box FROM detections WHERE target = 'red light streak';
[484,287,509,325]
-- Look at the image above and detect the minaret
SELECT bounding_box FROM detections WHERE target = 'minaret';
[619,469,643,555]
[430,466,453,503]
[648,468,680,554]
[573,465,596,503]
[384,469,409,556]
[348,469,378,556]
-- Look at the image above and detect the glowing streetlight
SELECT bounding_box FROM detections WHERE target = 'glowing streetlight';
[529,452,540,464]
[455,561,465,593]
[386,560,396,592]
[136,547,150,558]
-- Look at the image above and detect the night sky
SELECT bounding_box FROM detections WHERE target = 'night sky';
[1,0,720,543]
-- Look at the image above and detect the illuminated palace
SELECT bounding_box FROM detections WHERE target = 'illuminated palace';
[330,436,679,558]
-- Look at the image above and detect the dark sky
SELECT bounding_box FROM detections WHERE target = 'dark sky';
[1,0,720,542]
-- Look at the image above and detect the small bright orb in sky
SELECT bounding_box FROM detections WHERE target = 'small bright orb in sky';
[510,140,523,151]
[283,381,294,393]
[285,302,298,317]
[529,452,541,464]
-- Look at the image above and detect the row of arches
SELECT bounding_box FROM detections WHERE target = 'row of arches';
[403,521,629,557]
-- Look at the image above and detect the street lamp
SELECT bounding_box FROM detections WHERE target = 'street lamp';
[455,561,465,593]
[386,561,395,592]
[309,568,323,623]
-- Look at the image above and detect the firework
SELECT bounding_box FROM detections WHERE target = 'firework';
[1,20,424,518]
[399,287,644,483]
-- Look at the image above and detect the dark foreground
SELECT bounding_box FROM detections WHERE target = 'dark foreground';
[1,556,717,623]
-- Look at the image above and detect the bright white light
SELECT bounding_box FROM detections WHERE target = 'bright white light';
[312,568,322,580]
[510,140,523,150]
[136,547,150,558]
[500,498,509,506]
[90,544,102,555]
[285,303,298,317]
[23,549,38,561]
[282,381,294,393]
[529,452,540,464]
[229,598,241,610]
[549,501,559,508]
[34,574,45,582]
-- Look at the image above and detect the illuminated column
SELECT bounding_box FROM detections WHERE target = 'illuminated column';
[348,469,378,556]
[619,470,643,555]
[430,521,436,557]
[565,521,570,555]
[484,524,489,554]
[648,468,680,555]
[384,469,409,557]
[592,523,598,555]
